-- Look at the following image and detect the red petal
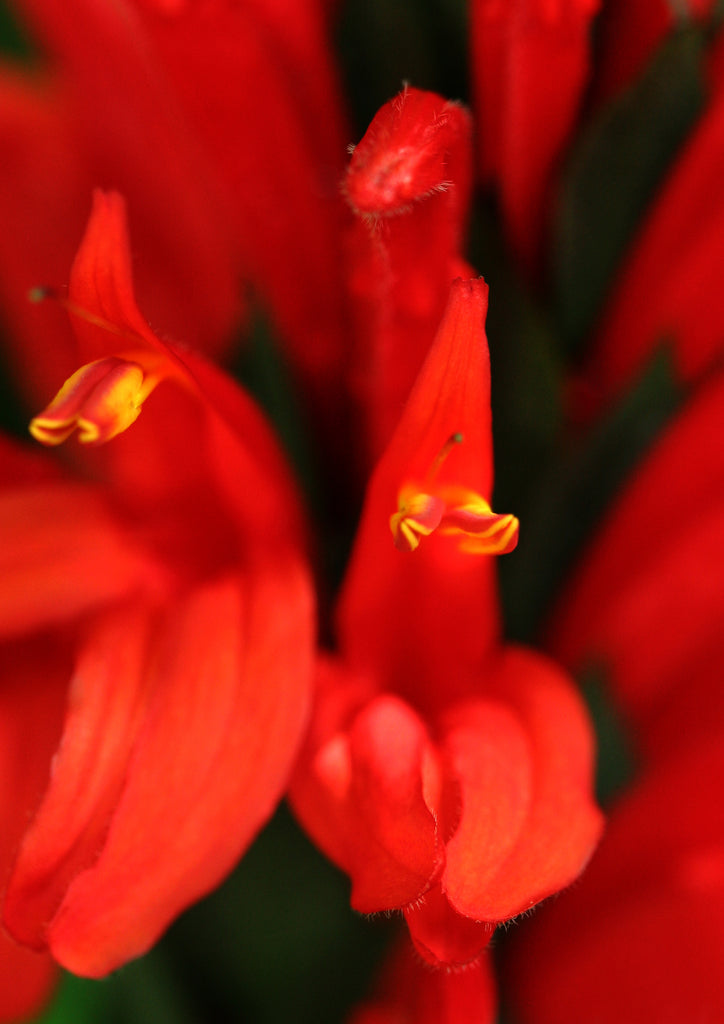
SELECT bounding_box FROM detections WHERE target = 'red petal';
[68,189,170,362]
[471,0,599,270]
[44,568,312,977]
[346,695,441,911]
[0,635,66,1019]
[404,883,495,967]
[4,603,160,950]
[439,698,533,914]
[442,648,603,921]
[583,76,724,414]
[0,482,164,638]
[291,677,443,912]
[338,279,501,716]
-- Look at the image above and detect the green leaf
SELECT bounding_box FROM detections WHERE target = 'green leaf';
[554,24,707,353]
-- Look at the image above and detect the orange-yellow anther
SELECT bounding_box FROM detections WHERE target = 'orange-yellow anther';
[437,489,519,554]
[390,432,519,556]
[390,489,445,552]
[390,484,519,556]
[29,357,161,446]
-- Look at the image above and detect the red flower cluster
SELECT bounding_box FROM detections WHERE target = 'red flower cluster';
[0,0,721,1022]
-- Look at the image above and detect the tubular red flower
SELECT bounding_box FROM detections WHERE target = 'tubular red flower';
[471,0,600,271]
[291,278,602,967]
[343,86,473,462]
[0,190,315,978]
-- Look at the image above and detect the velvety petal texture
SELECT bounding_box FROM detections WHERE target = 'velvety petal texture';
[1,191,314,977]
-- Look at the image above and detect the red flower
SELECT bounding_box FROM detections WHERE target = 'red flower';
[0,0,348,404]
[0,191,314,984]
[470,0,600,270]
[291,278,602,967]
[343,86,473,463]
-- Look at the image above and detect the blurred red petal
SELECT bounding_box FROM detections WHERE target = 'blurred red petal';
[350,938,497,1024]
[36,567,311,976]
[0,482,163,638]
[471,0,600,269]
[507,738,724,1024]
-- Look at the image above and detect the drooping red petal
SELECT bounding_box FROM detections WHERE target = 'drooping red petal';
[404,882,495,967]
[439,698,533,914]
[291,676,442,914]
[4,603,159,951]
[346,695,442,911]
[9,565,312,977]
[350,938,497,1024]
[338,278,501,716]
[441,648,603,922]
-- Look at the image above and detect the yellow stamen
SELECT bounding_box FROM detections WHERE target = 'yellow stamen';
[30,357,163,446]
[390,490,445,552]
[390,437,519,556]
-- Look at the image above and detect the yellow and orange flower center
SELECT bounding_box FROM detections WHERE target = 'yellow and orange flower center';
[389,434,519,555]
[29,355,165,446]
